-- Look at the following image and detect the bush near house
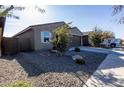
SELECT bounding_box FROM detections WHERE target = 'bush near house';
[89,27,115,47]
[52,24,71,56]
[74,47,80,52]
[75,59,85,65]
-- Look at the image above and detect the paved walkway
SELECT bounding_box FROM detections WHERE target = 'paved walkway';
[77,47,124,87]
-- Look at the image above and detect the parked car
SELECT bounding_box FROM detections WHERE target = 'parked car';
[100,38,122,48]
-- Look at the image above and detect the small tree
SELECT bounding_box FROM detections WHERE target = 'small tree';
[52,24,71,56]
[101,31,115,41]
[89,27,115,47]
[89,27,102,47]
[0,5,45,35]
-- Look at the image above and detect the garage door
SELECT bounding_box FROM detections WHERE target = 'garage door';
[69,35,81,47]
[83,35,89,46]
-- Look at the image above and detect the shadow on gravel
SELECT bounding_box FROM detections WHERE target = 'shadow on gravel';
[1,53,43,76]
[15,53,43,76]
[1,50,107,78]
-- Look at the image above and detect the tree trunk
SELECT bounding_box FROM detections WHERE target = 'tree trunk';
[0,17,6,57]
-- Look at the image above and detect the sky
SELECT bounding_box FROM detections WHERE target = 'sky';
[4,5,124,39]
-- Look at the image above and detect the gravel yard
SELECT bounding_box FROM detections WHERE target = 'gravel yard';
[0,56,28,86]
[0,50,107,87]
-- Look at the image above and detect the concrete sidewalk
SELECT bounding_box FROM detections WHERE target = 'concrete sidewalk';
[83,48,124,87]
[69,47,124,86]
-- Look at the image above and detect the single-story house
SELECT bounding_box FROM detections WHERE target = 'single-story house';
[13,21,83,50]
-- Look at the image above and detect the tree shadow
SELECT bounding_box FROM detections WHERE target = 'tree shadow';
[97,52,124,70]
[14,53,44,76]
[88,70,124,87]
[1,50,106,79]
[2,49,124,87]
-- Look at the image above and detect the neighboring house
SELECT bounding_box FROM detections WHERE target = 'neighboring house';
[13,21,83,50]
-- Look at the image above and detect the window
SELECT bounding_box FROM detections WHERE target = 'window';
[41,31,51,43]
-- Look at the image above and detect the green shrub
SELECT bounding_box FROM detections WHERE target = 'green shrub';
[89,27,115,47]
[74,47,80,52]
[6,80,32,87]
[52,24,71,56]
[75,59,85,65]
[52,46,57,50]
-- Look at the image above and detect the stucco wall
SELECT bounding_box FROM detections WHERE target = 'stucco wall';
[33,25,83,50]
[14,29,35,50]
[34,30,53,50]
[33,23,65,50]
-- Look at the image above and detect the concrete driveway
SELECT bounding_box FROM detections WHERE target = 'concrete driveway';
[72,47,124,87]
[69,47,113,54]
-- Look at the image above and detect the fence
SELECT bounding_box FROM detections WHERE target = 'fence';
[2,37,32,55]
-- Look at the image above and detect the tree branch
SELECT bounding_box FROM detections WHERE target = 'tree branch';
[0,5,14,17]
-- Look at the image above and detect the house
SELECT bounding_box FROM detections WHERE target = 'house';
[13,21,83,50]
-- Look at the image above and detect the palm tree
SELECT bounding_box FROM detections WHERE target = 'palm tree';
[0,5,45,56]
[0,5,25,39]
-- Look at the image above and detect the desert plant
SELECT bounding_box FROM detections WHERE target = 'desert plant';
[75,59,85,65]
[74,47,80,52]
[5,80,32,87]
[101,31,115,41]
[89,27,115,47]
[52,23,71,56]
[89,28,102,47]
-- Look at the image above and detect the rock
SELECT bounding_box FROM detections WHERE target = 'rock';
[51,49,58,53]
[72,55,85,65]
[72,55,83,60]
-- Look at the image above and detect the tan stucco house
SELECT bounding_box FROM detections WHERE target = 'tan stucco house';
[13,21,83,50]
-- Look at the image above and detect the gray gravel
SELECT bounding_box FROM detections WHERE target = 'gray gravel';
[0,50,107,87]
[0,56,28,85]
[30,72,83,87]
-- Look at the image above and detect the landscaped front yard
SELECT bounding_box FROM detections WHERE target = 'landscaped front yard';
[0,50,107,87]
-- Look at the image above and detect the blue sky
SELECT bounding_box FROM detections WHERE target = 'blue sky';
[4,5,124,39]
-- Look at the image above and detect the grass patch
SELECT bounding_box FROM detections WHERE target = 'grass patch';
[3,80,32,87]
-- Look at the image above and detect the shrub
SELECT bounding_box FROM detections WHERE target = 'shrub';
[89,27,115,47]
[52,46,57,50]
[52,23,71,56]
[5,80,32,87]
[74,47,80,52]
[89,29,102,47]
[75,59,85,65]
